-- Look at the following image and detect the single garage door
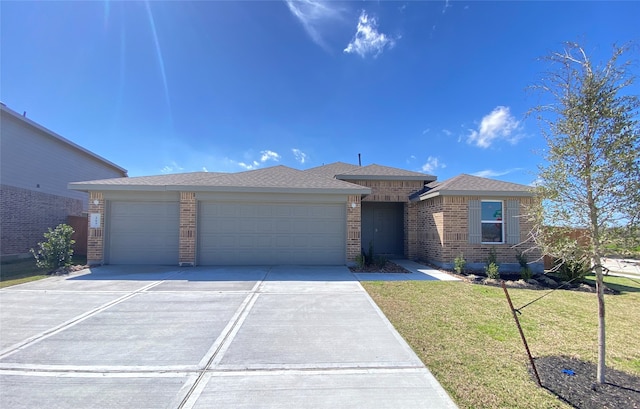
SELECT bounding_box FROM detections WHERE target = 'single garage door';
[198,202,346,265]
[107,201,179,265]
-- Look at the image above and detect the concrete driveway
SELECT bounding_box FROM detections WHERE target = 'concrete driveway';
[0,265,457,408]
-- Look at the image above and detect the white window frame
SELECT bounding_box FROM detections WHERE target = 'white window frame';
[481,200,504,244]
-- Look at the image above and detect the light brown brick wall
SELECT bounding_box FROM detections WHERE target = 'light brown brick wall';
[353,180,423,202]
[417,195,541,269]
[87,191,104,264]
[346,195,361,263]
[179,192,196,265]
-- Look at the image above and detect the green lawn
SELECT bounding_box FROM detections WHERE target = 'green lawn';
[363,275,640,409]
[0,256,87,288]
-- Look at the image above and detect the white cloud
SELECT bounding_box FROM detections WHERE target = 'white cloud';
[442,129,453,136]
[292,148,308,164]
[285,0,343,49]
[344,11,396,58]
[422,128,430,135]
[472,168,523,178]
[160,161,184,174]
[467,106,522,148]
[238,160,260,170]
[202,166,208,172]
[421,156,446,174]
[260,150,280,162]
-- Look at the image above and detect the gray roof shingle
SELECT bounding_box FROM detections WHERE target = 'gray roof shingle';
[69,165,371,194]
[304,162,435,182]
[417,174,533,199]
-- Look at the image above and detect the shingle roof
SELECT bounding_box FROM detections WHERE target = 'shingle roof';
[304,162,360,178]
[69,165,371,194]
[416,174,533,200]
[337,164,435,181]
[304,162,435,182]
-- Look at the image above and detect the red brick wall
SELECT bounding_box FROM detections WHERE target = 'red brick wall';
[1,184,83,257]
[87,191,105,264]
[346,194,361,262]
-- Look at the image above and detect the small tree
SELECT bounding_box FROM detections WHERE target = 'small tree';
[30,224,75,271]
[529,42,640,384]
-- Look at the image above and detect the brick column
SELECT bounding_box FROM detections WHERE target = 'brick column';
[179,192,196,266]
[406,202,419,259]
[346,195,361,264]
[87,192,104,265]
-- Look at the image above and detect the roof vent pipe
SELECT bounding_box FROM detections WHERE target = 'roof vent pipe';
[358,153,361,166]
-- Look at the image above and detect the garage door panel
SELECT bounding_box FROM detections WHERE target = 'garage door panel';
[198,202,345,265]
[108,201,179,265]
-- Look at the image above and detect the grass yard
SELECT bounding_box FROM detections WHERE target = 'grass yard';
[0,256,87,288]
[363,274,640,409]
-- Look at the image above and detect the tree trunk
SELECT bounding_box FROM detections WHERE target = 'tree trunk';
[594,261,606,384]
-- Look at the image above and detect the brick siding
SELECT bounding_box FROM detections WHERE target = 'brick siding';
[87,192,105,264]
[346,195,361,263]
[179,192,196,265]
[417,195,541,270]
[0,184,83,257]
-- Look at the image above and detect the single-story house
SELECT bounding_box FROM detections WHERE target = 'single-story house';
[0,104,127,259]
[69,162,542,271]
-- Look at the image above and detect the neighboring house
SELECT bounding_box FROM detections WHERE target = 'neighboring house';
[0,104,127,259]
[69,162,542,272]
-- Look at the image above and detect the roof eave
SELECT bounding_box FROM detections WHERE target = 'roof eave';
[68,184,372,195]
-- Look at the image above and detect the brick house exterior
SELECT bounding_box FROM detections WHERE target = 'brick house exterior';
[70,163,541,272]
[0,104,127,258]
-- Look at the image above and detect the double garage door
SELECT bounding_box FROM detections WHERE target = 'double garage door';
[107,200,346,265]
[198,202,346,265]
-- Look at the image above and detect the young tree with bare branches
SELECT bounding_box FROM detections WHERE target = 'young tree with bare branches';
[530,42,640,384]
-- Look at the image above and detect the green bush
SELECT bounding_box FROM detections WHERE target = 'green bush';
[355,253,365,269]
[454,253,466,274]
[520,267,532,281]
[485,249,500,279]
[374,255,388,269]
[516,251,531,280]
[30,224,75,271]
[555,257,589,282]
[485,262,500,279]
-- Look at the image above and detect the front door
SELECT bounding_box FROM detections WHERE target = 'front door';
[361,202,404,258]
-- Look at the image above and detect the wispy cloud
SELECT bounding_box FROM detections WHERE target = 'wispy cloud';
[161,161,184,174]
[344,11,397,58]
[472,168,523,178]
[260,150,281,162]
[421,156,446,174]
[292,148,308,164]
[442,129,453,136]
[467,106,522,148]
[236,149,281,170]
[285,0,343,49]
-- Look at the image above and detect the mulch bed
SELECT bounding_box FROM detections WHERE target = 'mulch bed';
[349,261,409,273]
[533,356,640,409]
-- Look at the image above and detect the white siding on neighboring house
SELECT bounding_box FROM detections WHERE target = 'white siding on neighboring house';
[0,108,126,210]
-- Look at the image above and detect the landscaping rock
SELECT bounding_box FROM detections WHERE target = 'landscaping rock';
[527,279,540,286]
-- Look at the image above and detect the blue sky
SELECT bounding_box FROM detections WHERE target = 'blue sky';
[2,1,638,184]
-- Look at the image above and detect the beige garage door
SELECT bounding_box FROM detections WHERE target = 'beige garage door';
[108,201,179,265]
[198,202,346,265]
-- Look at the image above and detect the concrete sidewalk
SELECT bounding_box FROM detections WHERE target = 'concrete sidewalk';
[0,265,457,408]
[354,259,462,282]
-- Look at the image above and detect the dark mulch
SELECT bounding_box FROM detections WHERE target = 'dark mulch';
[532,356,640,409]
[349,261,409,273]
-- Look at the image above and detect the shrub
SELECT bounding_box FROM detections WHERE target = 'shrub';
[520,267,532,281]
[555,257,590,282]
[374,255,388,269]
[485,249,500,279]
[485,262,500,279]
[454,253,466,274]
[355,253,365,269]
[516,251,531,280]
[30,224,75,271]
